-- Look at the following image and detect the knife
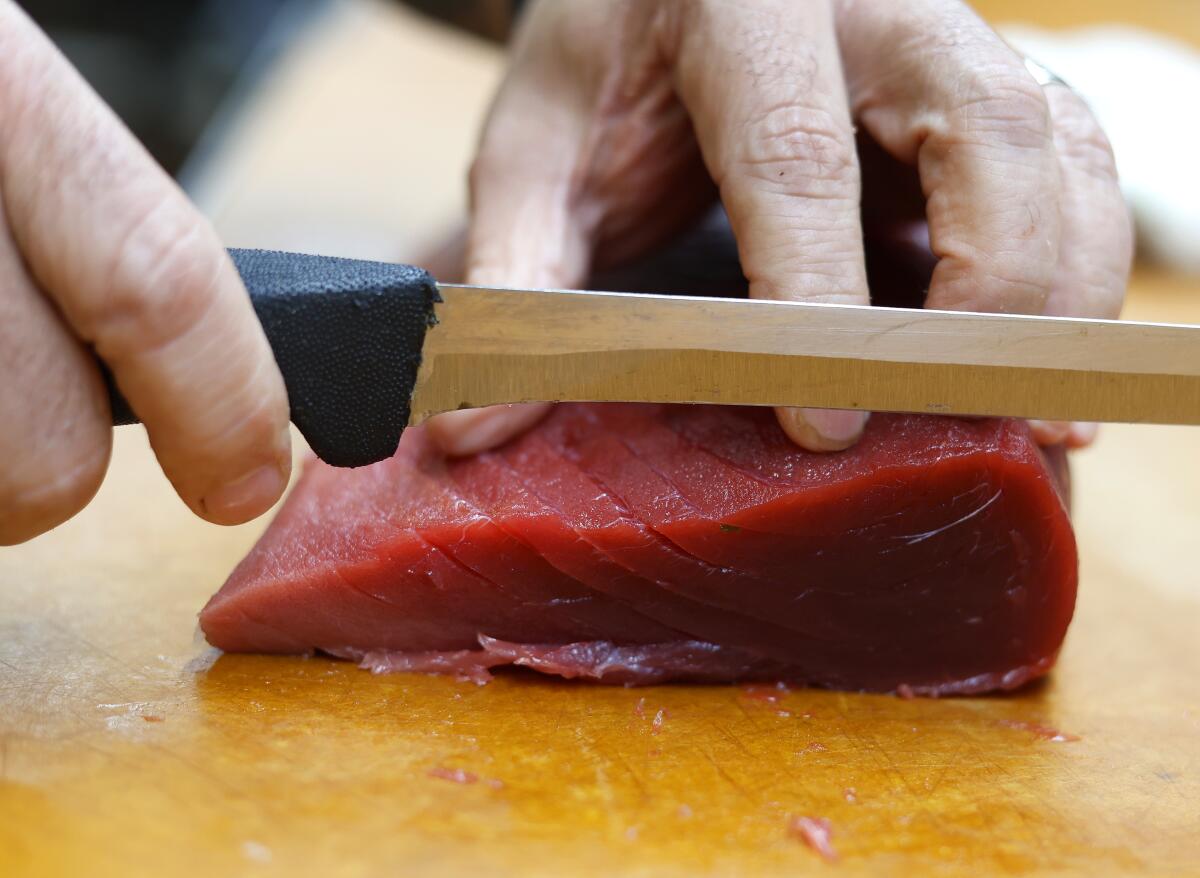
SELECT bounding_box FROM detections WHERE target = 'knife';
[104,248,1200,468]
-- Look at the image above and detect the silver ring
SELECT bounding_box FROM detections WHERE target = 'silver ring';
[1023,56,1070,89]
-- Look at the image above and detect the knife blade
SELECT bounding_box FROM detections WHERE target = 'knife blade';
[105,249,1200,468]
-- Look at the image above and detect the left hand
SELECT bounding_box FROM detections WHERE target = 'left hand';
[427,0,1131,456]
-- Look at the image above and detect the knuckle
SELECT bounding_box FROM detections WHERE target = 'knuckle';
[933,236,1054,315]
[79,195,224,362]
[950,66,1053,150]
[1050,94,1120,184]
[733,103,859,199]
[944,265,1049,315]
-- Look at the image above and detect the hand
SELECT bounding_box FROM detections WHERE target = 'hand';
[428,0,1131,456]
[0,2,291,545]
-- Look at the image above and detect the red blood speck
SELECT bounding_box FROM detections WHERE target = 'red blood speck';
[634,697,647,718]
[141,715,165,723]
[427,766,478,784]
[651,708,668,734]
[999,719,1081,742]
[843,787,857,803]
[788,815,837,862]
[896,684,916,700]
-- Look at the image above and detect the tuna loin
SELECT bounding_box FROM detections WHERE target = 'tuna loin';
[200,404,1077,694]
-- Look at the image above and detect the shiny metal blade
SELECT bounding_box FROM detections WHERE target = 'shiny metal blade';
[407,285,1200,426]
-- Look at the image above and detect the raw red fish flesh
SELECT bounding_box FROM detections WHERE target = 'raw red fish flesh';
[200,404,1077,694]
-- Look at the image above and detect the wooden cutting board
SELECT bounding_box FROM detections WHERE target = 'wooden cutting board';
[1,274,1198,877]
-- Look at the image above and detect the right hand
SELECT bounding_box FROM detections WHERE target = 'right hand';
[0,2,291,545]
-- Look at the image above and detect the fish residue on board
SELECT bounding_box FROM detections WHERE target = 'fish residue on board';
[741,682,796,716]
[427,766,478,784]
[789,815,838,862]
[740,682,790,704]
[999,719,1081,742]
[427,766,505,788]
[651,708,668,734]
[241,841,273,864]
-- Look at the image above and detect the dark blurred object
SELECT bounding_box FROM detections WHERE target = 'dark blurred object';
[18,0,321,174]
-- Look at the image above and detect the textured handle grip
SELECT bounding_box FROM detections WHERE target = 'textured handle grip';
[106,248,440,468]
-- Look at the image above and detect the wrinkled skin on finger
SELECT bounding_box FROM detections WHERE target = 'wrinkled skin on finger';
[426,0,1131,456]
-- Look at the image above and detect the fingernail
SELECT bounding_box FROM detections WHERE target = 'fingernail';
[1068,422,1099,448]
[1029,419,1071,445]
[425,409,484,456]
[203,462,286,523]
[786,408,869,451]
[427,404,551,457]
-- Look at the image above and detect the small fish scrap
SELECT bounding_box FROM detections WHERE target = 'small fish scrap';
[427,766,478,784]
[789,815,837,862]
[651,708,668,734]
[427,766,506,788]
[740,682,790,704]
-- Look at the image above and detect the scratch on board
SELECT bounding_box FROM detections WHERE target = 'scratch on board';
[702,748,753,802]
[573,726,623,807]
[708,720,755,759]
[609,746,650,801]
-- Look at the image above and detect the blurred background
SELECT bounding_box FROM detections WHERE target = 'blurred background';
[21,0,312,175]
[16,0,1200,270]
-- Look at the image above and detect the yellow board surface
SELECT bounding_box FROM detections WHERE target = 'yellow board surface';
[1,276,1198,877]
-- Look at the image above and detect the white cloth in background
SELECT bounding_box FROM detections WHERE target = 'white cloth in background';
[1003,25,1200,275]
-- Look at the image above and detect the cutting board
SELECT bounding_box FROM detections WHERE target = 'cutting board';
[1,274,1198,877]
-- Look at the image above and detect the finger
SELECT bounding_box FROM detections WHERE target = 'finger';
[1066,422,1099,449]
[0,4,290,525]
[1028,419,1071,447]
[1041,86,1131,320]
[427,14,594,457]
[668,0,869,450]
[1031,87,1130,449]
[0,225,110,545]
[836,0,1061,317]
[425,404,554,457]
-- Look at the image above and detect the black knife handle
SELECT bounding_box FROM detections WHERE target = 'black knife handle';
[105,248,441,468]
